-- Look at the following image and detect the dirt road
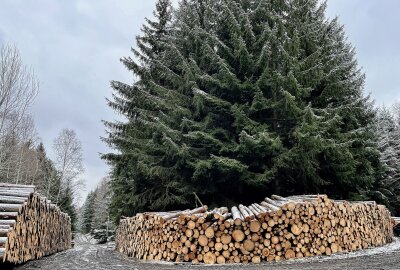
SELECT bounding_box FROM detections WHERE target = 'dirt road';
[14,236,400,270]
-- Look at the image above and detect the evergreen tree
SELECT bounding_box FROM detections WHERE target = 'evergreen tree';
[104,0,383,221]
[58,183,77,231]
[375,106,400,214]
[91,178,113,231]
[34,143,60,201]
[90,178,115,242]
[81,190,96,234]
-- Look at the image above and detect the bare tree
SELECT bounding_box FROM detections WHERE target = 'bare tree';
[0,44,39,171]
[53,129,84,204]
[0,113,39,184]
[15,115,38,183]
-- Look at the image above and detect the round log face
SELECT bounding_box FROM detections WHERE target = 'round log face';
[203,252,216,264]
[232,230,245,242]
[114,195,394,265]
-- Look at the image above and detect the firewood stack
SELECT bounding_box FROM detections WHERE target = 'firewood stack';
[0,183,72,264]
[116,195,393,264]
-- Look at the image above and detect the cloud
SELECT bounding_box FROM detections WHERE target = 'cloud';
[325,0,400,104]
[0,0,158,202]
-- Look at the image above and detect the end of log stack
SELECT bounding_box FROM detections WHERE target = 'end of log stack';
[0,183,72,264]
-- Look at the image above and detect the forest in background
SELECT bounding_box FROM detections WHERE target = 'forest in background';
[103,0,400,222]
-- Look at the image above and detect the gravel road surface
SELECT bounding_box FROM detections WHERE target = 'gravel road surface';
[12,235,400,270]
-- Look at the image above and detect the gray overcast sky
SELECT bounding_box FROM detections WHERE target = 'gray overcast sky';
[0,0,399,200]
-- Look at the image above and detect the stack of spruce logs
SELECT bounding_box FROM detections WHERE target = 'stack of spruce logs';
[0,183,72,264]
[116,195,393,264]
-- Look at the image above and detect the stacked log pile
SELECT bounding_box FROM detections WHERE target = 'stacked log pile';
[116,195,393,264]
[0,183,72,264]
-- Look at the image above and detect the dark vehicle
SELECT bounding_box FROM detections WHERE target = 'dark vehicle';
[394,223,400,237]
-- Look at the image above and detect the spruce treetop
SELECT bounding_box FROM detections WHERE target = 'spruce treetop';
[104,0,383,220]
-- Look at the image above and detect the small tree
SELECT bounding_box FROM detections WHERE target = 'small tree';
[53,128,84,229]
[81,191,96,234]
[89,177,115,242]
[59,184,78,231]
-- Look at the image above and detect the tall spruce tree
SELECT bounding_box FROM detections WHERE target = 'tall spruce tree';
[58,184,77,231]
[34,143,61,201]
[104,0,383,221]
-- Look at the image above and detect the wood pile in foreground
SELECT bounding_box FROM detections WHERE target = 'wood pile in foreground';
[0,183,72,264]
[116,195,393,264]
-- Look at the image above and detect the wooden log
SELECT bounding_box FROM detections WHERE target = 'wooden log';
[0,220,15,226]
[0,228,10,236]
[238,205,254,221]
[0,190,35,201]
[271,195,288,201]
[249,220,261,233]
[0,212,18,219]
[243,239,255,252]
[264,197,283,208]
[0,237,6,245]
[0,196,27,204]
[0,203,23,212]
[260,201,280,211]
[203,252,216,264]
[285,249,295,259]
[252,203,269,214]
[221,234,231,245]
[248,205,263,218]
[0,183,35,188]
[231,206,243,226]
[205,227,214,238]
[216,255,225,264]
[198,235,208,247]
[287,195,328,201]
[162,206,208,221]
[232,230,245,242]
[0,191,32,197]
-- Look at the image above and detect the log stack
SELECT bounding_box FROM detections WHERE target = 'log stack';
[116,195,393,264]
[0,183,72,264]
